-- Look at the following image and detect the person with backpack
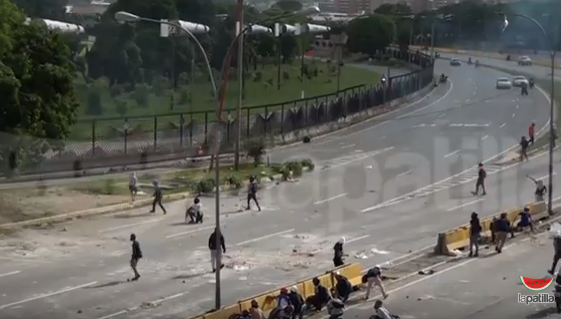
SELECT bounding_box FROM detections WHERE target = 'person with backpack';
[471,163,487,196]
[247,175,261,211]
[129,233,142,281]
[186,197,203,224]
[334,271,352,302]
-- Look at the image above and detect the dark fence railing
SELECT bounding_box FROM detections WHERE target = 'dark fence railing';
[14,49,435,175]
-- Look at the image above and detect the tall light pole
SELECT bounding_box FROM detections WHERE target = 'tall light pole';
[502,13,556,214]
[235,0,244,171]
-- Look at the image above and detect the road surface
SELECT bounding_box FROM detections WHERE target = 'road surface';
[0,59,553,319]
[338,230,561,319]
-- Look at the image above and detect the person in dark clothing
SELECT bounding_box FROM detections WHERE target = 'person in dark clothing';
[288,286,306,319]
[490,216,498,243]
[149,180,167,214]
[334,272,352,302]
[247,176,261,211]
[471,163,487,196]
[494,212,514,253]
[333,237,346,267]
[309,277,331,311]
[469,212,482,257]
[549,236,561,275]
[517,207,534,232]
[208,229,226,272]
[129,233,142,281]
[519,136,529,161]
[528,175,547,201]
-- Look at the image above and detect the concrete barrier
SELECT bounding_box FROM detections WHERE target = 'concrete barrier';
[192,263,363,319]
[434,201,548,255]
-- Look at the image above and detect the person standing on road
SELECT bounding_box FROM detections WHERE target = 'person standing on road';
[469,212,482,257]
[548,235,561,275]
[520,136,529,162]
[333,237,346,267]
[247,175,261,211]
[362,265,388,300]
[527,175,547,201]
[149,179,167,214]
[208,228,225,273]
[129,233,142,281]
[471,163,487,196]
[529,122,536,146]
[129,172,138,202]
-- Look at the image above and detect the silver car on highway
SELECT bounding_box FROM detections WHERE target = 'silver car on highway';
[512,75,529,87]
[496,77,512,89]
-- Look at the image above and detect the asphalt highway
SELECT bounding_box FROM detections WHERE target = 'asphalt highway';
[339,230,561,319]
[0,60,554,319]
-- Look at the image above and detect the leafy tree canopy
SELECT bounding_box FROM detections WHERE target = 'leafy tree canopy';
[346,14,395,57]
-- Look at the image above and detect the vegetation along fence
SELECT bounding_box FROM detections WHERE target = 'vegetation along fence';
[23,49,435,175]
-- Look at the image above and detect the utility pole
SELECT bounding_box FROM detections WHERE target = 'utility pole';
[234,0,244,170]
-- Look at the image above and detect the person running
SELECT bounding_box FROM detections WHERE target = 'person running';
[519,136,529,161]
[208,228,226,273]
[129,172,138,202]
[129,233,142,281]
[247,175,261,211]
[527,175,547,201]
[149,179,167,214]
[528,122,536,146]
[471,163,487,196]
[469,212,482,257]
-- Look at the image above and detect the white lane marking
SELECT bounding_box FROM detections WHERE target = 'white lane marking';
[150,292,185,304]
[516,105,519,109]
[396,81,454,119]
[313,193,348,205]
[96,293,186,319]
[0,271,20,278]
[500,122,507,128]
[0,256,50,264]
[97,310,128,319]
[444,150,460,158]
[0,281,98,310]
[340,144,356,150]
[446,198,485,212]
[379,136,386,140]
[98,219,161,233]
[236,229,295,246]
[536,172,557,181]
[438,113,445,118]
[512,113,516,117]
[396,170,411,178]
[481,135,489,141]
[323,147,394,170]
[346,234,371,244]
[165,225,216,239]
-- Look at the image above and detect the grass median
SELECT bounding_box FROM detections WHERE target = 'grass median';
[0,159,315,225]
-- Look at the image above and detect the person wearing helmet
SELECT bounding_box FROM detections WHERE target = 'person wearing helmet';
[149,179,167,214]
[333,237,346,267]
[362,265,388,300]
[288,286,306,319]
[334,271,352,302]
[247,175,261,211]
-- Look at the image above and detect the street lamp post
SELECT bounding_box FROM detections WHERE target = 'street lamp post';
[502,13,556,215]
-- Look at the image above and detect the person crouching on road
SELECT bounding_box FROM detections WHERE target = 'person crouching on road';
[288,286,306,319]
[308,277,331,311]
[149,179,167,214]
[333,237,346,267]
[549,235,561,275]
[326,294,345,319]
[208,228,226,273]
[249,300,265,319]
[469,212,482,257]
[494,212,514,253]
[517,207,534,233]
[186,197,203,224]
[334,271,352,302]
[362,265,388,300]
[247,175,261,211]
[129,233,142,281]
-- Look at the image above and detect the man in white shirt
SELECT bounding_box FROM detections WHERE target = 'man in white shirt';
[129,172,138,202]
[186,197,203,224]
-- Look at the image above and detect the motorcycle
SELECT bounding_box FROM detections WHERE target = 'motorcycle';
[554,285,561,313]
[467,57,473,65]
[439,75,448,83]
[529,80,535,89]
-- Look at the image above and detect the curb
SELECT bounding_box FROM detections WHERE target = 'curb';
[0,167,310,230]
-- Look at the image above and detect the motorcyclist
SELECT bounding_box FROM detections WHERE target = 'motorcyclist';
[529,77,535,89]
[440,73,447,82]
[468,57,472,64]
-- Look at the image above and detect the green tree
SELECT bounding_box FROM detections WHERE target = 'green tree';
[11,0,67,20]
[272,0,303,13]
[0,0,79,173]
[346,14,395,57]
[375,3,412,15]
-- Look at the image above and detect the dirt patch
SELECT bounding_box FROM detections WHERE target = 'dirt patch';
[0,187,130,224]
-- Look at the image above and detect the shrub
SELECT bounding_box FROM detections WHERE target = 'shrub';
[253,71,263,82]
[284,161,303,177]
[132,84,150,107]
[282,71,290,80]
[114,98,128,117]
[300,158,314,171]
[281,167,291,181]
[244,138,267,166]
[179,90,190,104]
[85,89,102,115]
[270,163,284,174]
[109,85,124,98]
[103,179,116,195]
[226,175,242,189]
[198,178,216,193]
[303,136,311,143]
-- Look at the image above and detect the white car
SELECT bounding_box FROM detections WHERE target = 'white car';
[518,56,532,66]
[512,75,529,87]
[496,77,512,89]
[450,58,461,66]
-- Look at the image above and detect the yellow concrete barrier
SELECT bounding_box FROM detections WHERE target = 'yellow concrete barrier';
[332,263,363,287]
[529,201,548,220]
[203,305,241,319]
[238,289,280,313]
